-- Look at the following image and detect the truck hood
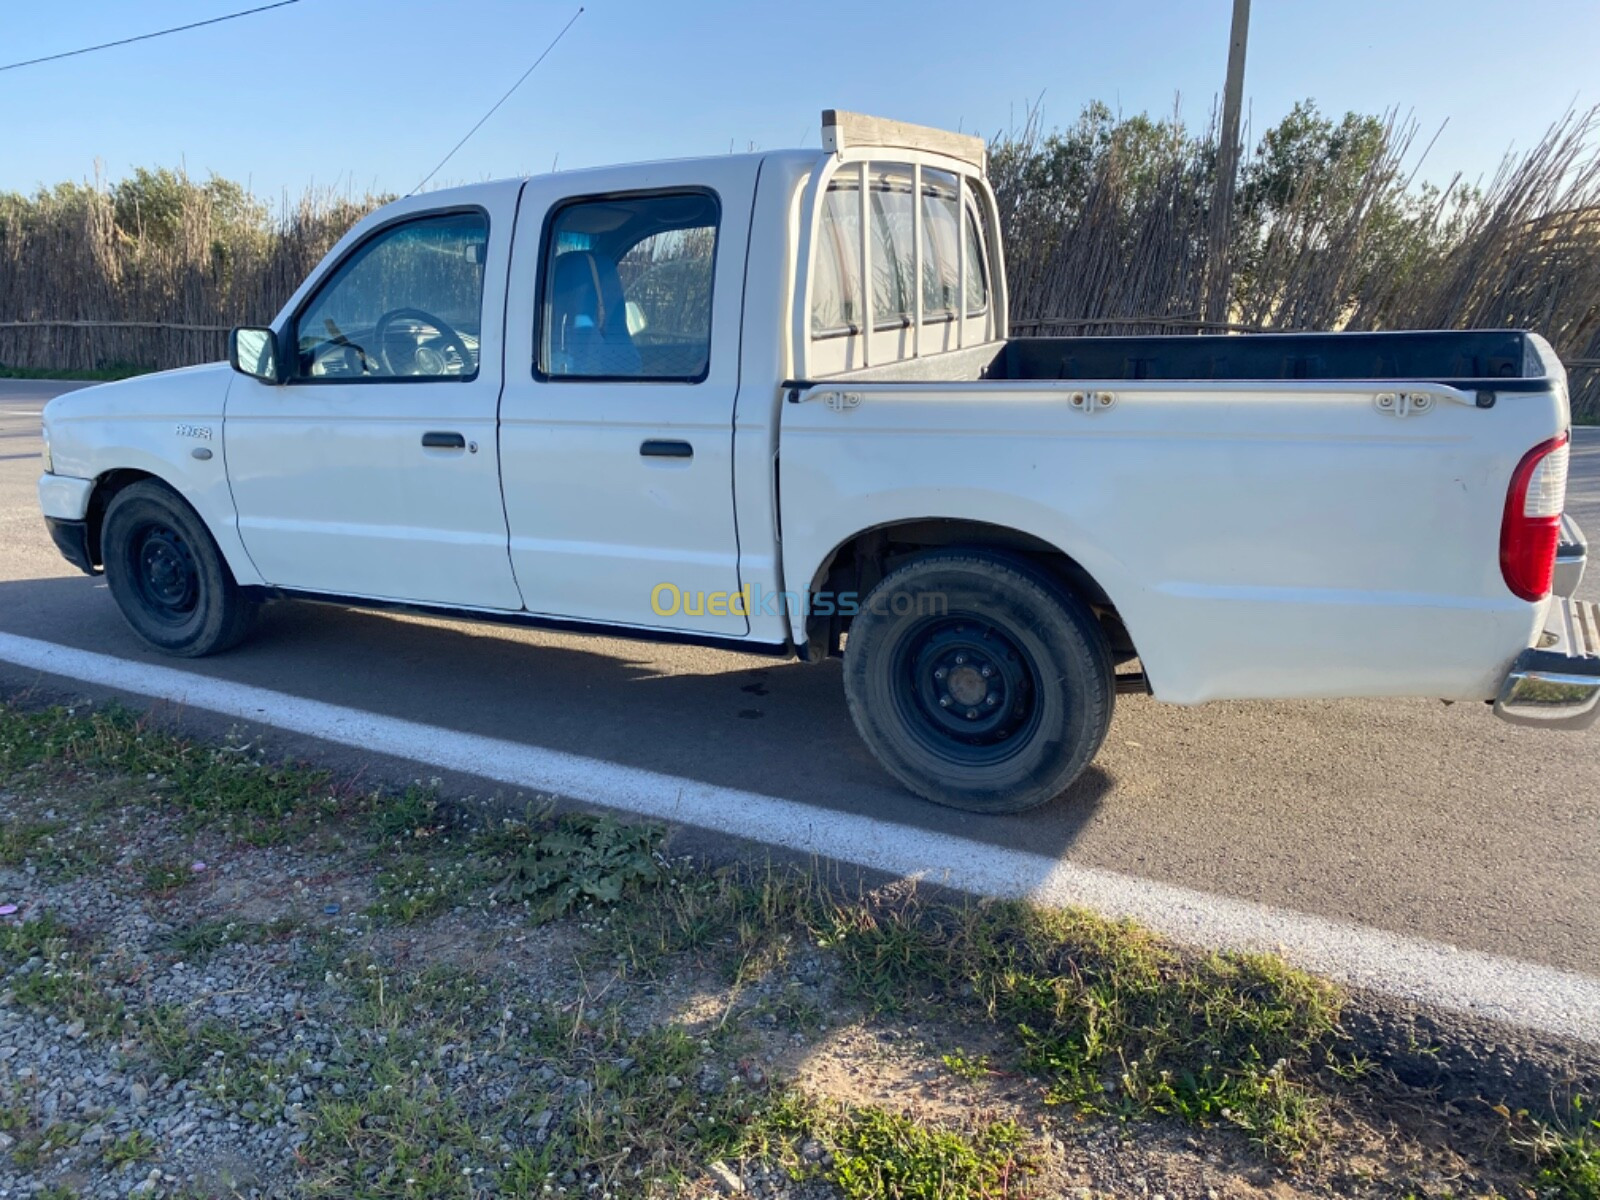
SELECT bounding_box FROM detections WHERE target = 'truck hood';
[43,361,234,429]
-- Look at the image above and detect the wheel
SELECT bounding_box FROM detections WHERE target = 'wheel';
[842,550,1114,814]
[101,480,257,657]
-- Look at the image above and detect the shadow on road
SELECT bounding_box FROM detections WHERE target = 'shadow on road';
[0,574,1111,858]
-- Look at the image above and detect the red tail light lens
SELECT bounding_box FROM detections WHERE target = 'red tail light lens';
[1500,433,1570,601]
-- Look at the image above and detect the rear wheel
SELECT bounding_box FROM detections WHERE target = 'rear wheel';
[101,481,256,657]
[842,550,1114,813]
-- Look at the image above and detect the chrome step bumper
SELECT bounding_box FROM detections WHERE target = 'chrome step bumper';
[1555,512,1587,597]
[1495,597,1600,730]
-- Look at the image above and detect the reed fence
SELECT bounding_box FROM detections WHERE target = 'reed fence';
[2,106,1597,420]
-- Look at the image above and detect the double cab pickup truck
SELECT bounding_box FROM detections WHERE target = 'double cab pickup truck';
[37,110,1599,813]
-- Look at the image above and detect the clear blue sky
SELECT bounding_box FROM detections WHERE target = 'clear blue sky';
[2,0,1597,200]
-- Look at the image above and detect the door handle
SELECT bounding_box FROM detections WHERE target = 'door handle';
[640,439,693,459]
[421,431,466,450]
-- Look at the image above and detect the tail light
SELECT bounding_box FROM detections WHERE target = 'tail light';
[1500,433,1570,601]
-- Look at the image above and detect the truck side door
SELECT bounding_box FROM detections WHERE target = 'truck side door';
[224,186,523,610]
[499,160,758,634]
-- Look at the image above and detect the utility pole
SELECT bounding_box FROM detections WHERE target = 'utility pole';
[1207,0,1250,324]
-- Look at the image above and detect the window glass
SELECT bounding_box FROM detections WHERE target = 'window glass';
[811,166,988,338]
[963,199,990,316]
[811,177,862,334]
[920,170,961,319]
[540,192,719,381]
[870,166,916,327]
[294,211,487,380]
[919,170,989,321]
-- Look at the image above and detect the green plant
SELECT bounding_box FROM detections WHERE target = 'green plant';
[757,1094,1033,1200]
[496,814,664,921]
[1508,1097,1600,1200]
[103,1129,159,1166]
[138,856,198,896]
[368,856,476,924]
[941,1049,991,1081]
[822,897,1342,1157]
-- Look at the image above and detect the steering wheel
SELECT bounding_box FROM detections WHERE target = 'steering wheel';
[372,307,472,377]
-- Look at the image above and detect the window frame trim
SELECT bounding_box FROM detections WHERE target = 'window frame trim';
[532,186,723,386]
[283,204,493,387]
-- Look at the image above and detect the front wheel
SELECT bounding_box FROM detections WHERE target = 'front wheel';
[101,480,257,657]
[842,551,1114,814]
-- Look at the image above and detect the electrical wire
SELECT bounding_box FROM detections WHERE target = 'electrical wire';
[410,6,584,195]
[0,0,304,73]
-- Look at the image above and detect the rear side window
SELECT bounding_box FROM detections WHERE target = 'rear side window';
[811,165,988,338]
[538,191,720,382]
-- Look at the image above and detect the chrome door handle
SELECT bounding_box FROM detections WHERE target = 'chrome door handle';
[421,431,466,450]
[640,439,692,459]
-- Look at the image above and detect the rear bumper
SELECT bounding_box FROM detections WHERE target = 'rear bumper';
[1494,597,1600,730]
[1555,512,1587,597]
[45,517,99,577]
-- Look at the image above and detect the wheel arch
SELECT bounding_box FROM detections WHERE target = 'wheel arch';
[800,517,1138,665]
[84,468,252,586]
[83,468,167,571]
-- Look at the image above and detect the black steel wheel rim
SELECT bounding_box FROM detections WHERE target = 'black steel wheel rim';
[129,523,199,625]
[890,612,1044,765]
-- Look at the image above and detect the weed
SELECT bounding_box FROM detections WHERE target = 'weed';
[102,1129,159,1167]
[1507,1096,1600,1200]
[366,784,444,843]
[368,856,476,924]
[821,896,1343,1157]
[11,1122,80,1171]
[0,912,73,962]
[0,819,59,866]
[493,814,664,922]
[138,856,199,896]
[941,1049,992,1081]
[757,1093,1034,1199]
[0,704,340,842]
[160,918,244,958]
[1,917,125,1038]
[137,1008,250,1080]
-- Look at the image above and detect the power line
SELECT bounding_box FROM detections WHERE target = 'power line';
[0,0,304,73]
[411,6,584,195]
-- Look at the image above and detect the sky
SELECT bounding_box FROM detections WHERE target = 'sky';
[2,0,1598,202]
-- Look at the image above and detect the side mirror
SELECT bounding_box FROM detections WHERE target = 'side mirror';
[229,327,283,384]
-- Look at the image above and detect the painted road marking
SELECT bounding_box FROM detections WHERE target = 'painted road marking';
[1,630,1595,1043]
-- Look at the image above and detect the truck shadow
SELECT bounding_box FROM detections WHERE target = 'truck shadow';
[0,575,1109,860]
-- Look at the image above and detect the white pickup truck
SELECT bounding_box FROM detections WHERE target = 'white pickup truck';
[36,110,1598,813]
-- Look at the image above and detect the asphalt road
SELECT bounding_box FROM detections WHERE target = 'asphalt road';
[2,379,1597,978]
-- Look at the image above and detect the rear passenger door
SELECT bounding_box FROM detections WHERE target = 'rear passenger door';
[499,159,758,635]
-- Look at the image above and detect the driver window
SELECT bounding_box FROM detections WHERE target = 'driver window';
[292,210,488,381]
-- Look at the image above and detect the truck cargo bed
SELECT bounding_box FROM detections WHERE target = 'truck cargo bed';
[993,330,1555,391]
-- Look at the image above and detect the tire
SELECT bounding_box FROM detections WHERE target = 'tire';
[842,550,1114,814]
[101,480,257,657]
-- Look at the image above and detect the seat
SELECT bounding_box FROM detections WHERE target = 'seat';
[546,250,642,378]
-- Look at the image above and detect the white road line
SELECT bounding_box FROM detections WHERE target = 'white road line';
[1,629,1596,1044]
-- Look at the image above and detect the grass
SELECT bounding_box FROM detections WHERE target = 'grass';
[5,695,1584,1196]
[755,1094,1034,1199]
[812,893,1343,1156]
[158,915,299,959]
[0,702,345,844]
[1508,1097,1600,1200]
[600,859,1341,1156]
[0,363,152,382]
[299,956,771,1198]
[102,1129,159,1167]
